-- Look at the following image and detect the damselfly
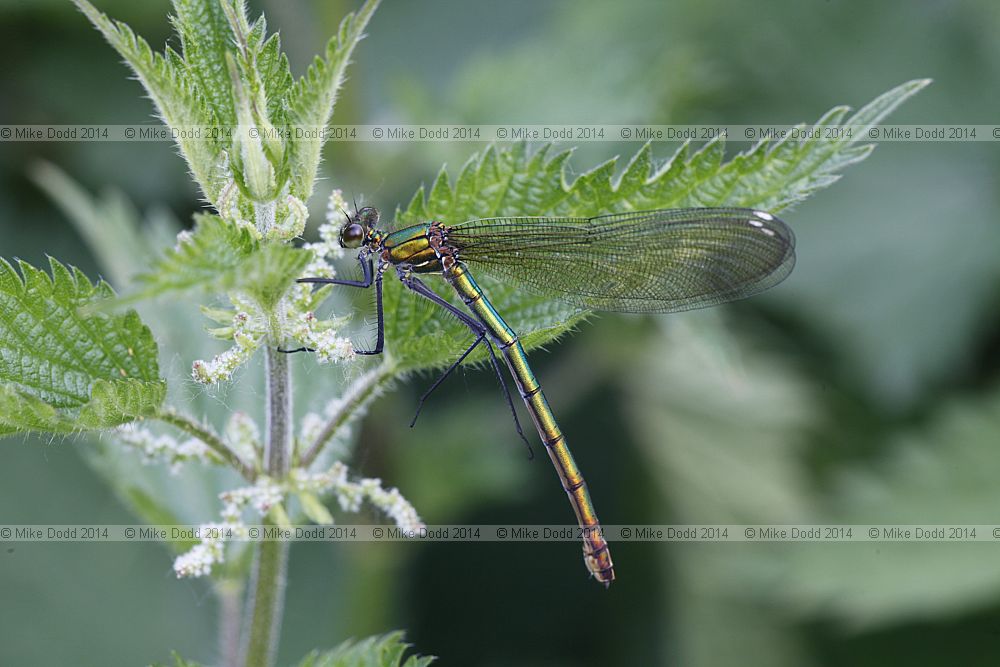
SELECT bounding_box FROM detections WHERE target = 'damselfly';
[293,206,795,587]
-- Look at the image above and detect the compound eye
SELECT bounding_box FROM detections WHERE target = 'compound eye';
[358,206,380,227]
[340,223,365,249]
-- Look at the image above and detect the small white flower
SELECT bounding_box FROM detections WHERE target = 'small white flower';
[173,543,219,578]
[192,344,252,384]
[325,189,349,233]
[116,424,212,472]
[290,462,424,532]
[172,522,243,579]
[249,477,285,514]
[192,306,267,384]
[173,460,424,578]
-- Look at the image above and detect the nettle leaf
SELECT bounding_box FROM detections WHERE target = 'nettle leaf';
[240,244,312,310]
[286,0,379,201]
[296,631,435,667]
[240,13,294,127]
[255,27,294,125]
[125,215,310,308]
[128,214,258,302]
[80,0,378,211]
[378,80,927,372]
[170,0,237,129]
[73,0,225,201]
[0,259,165,435]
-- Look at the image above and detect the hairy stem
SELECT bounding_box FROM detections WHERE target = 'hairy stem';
[264,347,293,476]
[154,408,255,480]
[299,361,396,468]
[241,535,288,667]
[241,347,292,667]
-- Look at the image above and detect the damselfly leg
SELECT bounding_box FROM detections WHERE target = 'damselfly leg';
[287,262,530,455]
[281,256,384,355]
[400,274,532,458]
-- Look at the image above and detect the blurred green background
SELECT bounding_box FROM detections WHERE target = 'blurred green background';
[2,0,1000,665]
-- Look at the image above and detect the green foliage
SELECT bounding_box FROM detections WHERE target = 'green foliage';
[623,313,816,665]
[297,632,435,667]
[75,0,378,207]
[131,214,257,299]
[0,259,164,434]
[239,244,312,311]
[170,0,238,130]
[380,79,927,372]
[123,214,310,310]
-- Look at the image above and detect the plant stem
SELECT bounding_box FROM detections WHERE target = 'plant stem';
[155,408,255,480]
[241,534,288,667]
[299,362,396,468]
[241,347,292,667]
[264,347,293,476]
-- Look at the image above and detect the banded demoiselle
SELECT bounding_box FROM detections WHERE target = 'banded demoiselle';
[294,206,795,587]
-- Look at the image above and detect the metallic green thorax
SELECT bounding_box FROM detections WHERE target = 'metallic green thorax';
[381,224,442,274]
[375,221,615,585]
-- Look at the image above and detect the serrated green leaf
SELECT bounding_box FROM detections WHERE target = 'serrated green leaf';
[623,316,817,667]
[256,30,294,125]
[73,0,225,201]
[241,14,293,164]
[77,379,167,429]
[170,0,237,129]
[285,0,379,201]
[239,243,312,310]
[126,214,258,303]
[296,631,435,667]
[0,258,165,435]
[121,214,310,310]
[229,51,278,200]
[381,81,927,372]
[78,0,382,213]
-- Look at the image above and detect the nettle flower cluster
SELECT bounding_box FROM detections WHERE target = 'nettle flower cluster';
[173,463,424,579]
[192,189,356,385]
[119,366,425,579]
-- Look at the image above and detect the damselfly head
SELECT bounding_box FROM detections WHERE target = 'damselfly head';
[339,206,381,249]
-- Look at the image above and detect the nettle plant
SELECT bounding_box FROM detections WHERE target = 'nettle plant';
[1,0,926,665]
